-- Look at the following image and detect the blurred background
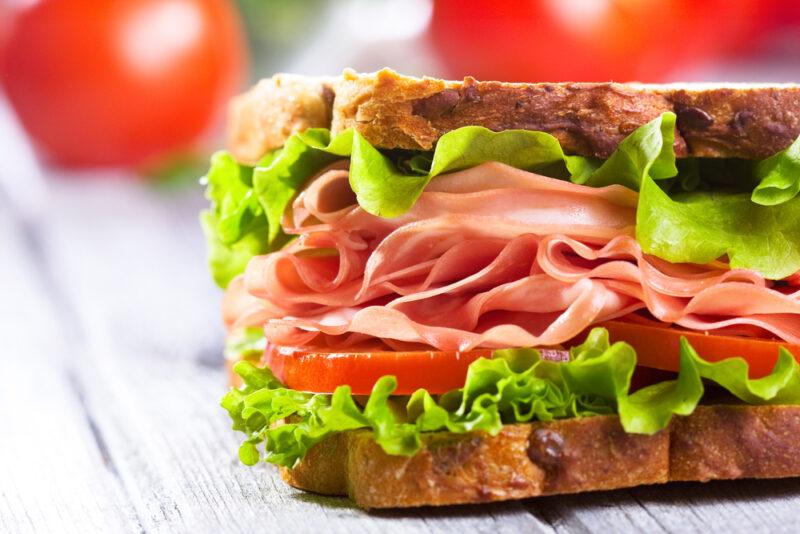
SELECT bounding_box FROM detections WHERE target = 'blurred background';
[1,0,799,193]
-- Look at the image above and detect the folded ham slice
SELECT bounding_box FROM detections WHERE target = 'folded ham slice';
[223,161,800,351]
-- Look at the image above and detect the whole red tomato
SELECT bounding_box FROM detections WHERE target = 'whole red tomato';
[1,0,247,167]
[430,0,774,83]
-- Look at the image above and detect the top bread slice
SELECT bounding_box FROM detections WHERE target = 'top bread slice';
[227,68,800,165]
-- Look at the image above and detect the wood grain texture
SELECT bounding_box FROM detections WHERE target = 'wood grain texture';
[0,205,139,533]
[3,174,800,532]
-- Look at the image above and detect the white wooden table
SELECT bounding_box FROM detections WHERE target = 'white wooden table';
[3,174,800,533]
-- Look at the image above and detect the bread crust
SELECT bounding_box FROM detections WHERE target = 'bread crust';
[227,74,334,165]
[332,70,687,158]
[670,404,800,481]
[228,69,800,162]
[275,405,800,509]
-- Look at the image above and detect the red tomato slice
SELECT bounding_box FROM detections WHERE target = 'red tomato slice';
[597,320,800,379]
[264,345,491,395]
[263,322,800,394]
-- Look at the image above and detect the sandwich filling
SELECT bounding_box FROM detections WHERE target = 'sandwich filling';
[205,112,800,468]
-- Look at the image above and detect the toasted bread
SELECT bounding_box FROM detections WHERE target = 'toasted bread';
[227,74,335,164]
[278,406,800,509]
[228,69,800,164]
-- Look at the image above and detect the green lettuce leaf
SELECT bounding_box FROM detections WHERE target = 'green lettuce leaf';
[200,211,267,289]
[619,347,703,434]
[224,327,800,468]
[636,174,800,279]
[223,331,630,468]
[200,132,352,287]
[267,113,675,221]
[252,128,353,244]
[577,111,677,189]
[350,114,677,217]
[200,151,269,288]
[682,339,800,404]
[560,327,703,434]
[350,126,598,217]
[249,113,678,236]
[752,135,800,206]
[224,327,267,362]
[222,327,800,468]
[202,152,260,244]
[223,355,609,468]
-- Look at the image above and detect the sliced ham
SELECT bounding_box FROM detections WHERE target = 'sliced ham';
[223,161,800,350]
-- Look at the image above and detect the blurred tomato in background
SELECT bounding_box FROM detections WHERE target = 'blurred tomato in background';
[430,0,787,82]
[1,0,798,177]
[0,0,247,167]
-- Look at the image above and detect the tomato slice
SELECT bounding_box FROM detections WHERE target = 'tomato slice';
[263,322,800,394]
[264,345,491,395]
[597,320,800,379]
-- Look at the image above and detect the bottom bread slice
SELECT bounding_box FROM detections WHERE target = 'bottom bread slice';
[278,405,800,509]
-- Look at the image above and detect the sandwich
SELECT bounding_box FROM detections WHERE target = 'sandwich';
[203,69,800,509]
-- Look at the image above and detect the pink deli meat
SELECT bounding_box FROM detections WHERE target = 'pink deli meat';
[222,162,800,351]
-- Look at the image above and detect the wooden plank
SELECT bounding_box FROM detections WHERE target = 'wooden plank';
[0,201,140,533]
[525,492,669,533]
[628,479,800,532]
